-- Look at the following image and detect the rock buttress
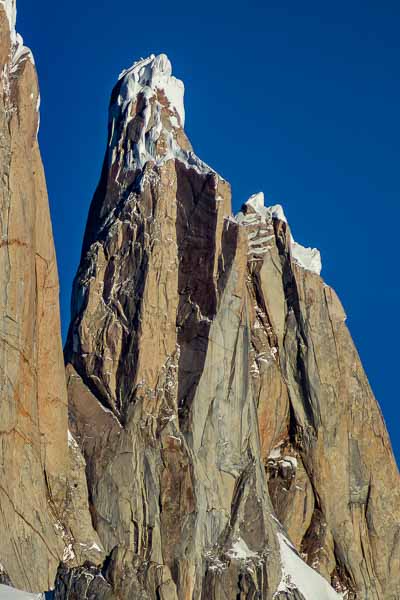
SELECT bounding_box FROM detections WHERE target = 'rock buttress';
[0,1,104,592]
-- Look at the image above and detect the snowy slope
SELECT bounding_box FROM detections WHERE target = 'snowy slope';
[276,533,341,599]
[0,585,43,599]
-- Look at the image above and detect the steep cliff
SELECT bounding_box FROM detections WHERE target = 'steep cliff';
[0,0,104,594]
[62,53,400,599]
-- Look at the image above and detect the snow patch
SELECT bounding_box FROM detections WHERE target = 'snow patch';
[227,538,258,561]
[275,533,340,599]
[291,240,322,276]
[281,456,298,469]
[268,445,283,460]
[246,192,265,213]
[79,541,102,553]
[0,0,34,68]
[0,584,44,599]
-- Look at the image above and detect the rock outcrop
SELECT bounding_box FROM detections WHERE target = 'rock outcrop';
[1,1,399,596]
[62,53,400,599]
[0,0,103,593]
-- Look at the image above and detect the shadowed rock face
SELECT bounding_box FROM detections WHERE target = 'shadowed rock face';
[62,53,400,600]
[0,1,103,593]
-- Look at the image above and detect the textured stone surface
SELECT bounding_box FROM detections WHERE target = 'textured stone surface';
[1,2,399,595]
[240,201,400,598]
[0,2,103,593]
[61,53,400,598]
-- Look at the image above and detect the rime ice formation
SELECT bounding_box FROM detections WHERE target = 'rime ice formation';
[108,52,213,179]
[237,192,322,275]
[1,5,400,596]
[118,53,185,126]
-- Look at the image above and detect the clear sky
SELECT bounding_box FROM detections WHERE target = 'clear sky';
[18,0,400,461]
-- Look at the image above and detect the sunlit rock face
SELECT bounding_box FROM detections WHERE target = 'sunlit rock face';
[1,1,398,594]
[0,0,103,593]
[62,51,400,600]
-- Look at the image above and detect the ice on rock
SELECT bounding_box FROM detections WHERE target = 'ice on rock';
[117,53,185,128]
[237,192,322,275]
[275,533,340,599]
[109,53,214,179]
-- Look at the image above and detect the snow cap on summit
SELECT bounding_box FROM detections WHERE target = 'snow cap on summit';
[117,53,185,127]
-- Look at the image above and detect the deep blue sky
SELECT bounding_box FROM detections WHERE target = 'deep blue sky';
[18,0,399,461]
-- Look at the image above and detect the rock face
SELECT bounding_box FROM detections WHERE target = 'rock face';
[0,1,103,593]
[1,2,399,596]
[63,53,400,599]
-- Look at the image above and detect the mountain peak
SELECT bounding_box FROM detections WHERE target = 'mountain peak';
[106,52,216,183]
[116,52,185,128]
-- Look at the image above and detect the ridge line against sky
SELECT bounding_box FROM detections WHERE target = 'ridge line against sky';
[18,0,400,461]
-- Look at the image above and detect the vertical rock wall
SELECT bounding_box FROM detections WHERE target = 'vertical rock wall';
[63,53,400,599]
[0,1,103,592]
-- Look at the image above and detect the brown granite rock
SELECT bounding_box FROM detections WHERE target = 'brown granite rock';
[60,51,400,599]
[2,3,397,593]
[0,1,103,592]
[238,196,400,598]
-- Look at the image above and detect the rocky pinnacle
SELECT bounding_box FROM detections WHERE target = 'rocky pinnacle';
[0,2,399,596]
[61,53,400,599]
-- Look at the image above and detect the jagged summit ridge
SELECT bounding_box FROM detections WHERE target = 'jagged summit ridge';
[108,52,322,278]
[237,191,322,275]
[1,6,399,592]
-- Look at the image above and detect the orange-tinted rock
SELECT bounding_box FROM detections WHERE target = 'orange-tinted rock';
[0,2,103,592]
[60,52,400,600]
